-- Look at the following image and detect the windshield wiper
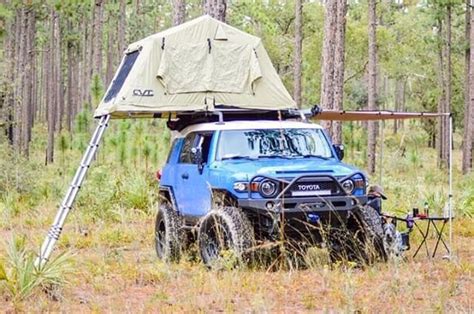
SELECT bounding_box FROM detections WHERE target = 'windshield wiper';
[221,155,256,160]
[299,154,330,160]
[257,155,292,159]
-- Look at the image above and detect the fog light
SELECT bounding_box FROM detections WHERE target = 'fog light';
[266,201,275,210]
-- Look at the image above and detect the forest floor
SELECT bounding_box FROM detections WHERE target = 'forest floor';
[0,123,473,312]
[0,214,472,312]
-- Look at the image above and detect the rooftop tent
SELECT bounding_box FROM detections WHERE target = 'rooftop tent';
[94,15,297,118]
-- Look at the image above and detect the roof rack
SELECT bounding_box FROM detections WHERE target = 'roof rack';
[153,106,317,131]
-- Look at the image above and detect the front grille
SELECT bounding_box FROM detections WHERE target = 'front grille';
[283,176,342,198]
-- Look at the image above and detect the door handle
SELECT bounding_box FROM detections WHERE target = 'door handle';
[181,172,189,179]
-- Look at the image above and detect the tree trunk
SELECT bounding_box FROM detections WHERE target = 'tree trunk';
[41,24,50,124]
[367,0,378,174]
[13,8,25,154]
[92,0,105,82]
[2,13,15,145]
[55,14,63,132]
[332,0,347,144]
[463,0,471,150]
[21,6,36,156]
[20,7,29,155]
[173,0,186,26]
[81,17,91,109]
[4,11,16,145]
[463,3,474,173]
[27,7,36,146]
[204,0,226,22]
[320,0,338,132]
[66,21,75,132]
[293,0,303,108]
[106,10,116,87]
[118,0,126,59]
[46,10,58,164]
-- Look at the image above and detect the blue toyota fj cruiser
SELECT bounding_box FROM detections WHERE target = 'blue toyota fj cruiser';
[155,112,386,266]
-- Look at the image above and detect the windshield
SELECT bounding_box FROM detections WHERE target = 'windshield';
[216,128,334,160]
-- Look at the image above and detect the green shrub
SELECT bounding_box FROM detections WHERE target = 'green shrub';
[0,235,73,303]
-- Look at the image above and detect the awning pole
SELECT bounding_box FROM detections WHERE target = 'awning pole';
[379,119,385,185]
[448,114,453,260]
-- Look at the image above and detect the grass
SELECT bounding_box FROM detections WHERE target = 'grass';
[0,119,472,311]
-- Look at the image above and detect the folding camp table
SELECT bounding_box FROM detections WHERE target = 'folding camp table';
[412,216,451,259]
[382,213,452,259]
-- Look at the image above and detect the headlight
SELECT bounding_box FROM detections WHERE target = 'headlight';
[259,180,278,198]
[342,180,354,193]
[233,182,247,192]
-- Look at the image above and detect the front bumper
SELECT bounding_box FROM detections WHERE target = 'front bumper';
[238,195,367,213]
[236,173,368,241]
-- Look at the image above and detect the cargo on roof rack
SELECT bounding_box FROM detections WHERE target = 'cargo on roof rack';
[94,15,296,119]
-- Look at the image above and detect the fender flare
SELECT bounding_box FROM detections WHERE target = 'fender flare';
[159,186,180,214]
[211,188,238,207]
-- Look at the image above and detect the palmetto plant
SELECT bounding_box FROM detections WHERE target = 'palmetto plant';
[0,236,73,303]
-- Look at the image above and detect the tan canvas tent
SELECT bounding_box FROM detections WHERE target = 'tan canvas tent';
[94,15,296,118]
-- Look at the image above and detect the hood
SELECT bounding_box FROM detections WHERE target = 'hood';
[213,157,363,181]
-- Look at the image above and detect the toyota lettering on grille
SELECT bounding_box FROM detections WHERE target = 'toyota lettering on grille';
[291,183,331,197]
[297,184,321,191]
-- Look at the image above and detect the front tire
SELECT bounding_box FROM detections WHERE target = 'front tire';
[154,202,183,262]
[198,207,255,268]
[329,205,386,265]
[351,205,387,263]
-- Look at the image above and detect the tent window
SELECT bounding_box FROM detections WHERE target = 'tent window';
[103,50,140,103]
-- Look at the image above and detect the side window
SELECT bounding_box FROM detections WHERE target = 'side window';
[178,132,214,164]
[166,138,179,164]
[199,133,213,164]
[179,133,197,164]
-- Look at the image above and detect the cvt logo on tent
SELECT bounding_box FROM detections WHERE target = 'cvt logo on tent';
[133,89,154,97]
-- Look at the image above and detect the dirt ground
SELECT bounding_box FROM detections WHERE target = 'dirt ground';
[1,216,472,313]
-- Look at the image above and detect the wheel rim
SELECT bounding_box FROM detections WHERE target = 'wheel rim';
[202,217,231,263]
[155,219,166,257]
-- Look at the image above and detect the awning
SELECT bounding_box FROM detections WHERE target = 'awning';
[310,109,451,121]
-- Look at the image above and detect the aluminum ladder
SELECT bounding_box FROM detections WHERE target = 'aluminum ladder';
[35,114,110,268]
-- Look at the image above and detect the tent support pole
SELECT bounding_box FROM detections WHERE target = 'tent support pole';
[35,115,111,268]
[448,114,453,260]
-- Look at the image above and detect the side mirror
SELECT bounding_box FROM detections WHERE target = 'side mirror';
[191,147,204,174]
[333,144,345,160]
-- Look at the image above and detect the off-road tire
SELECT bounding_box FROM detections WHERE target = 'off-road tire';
[351,205,387,263]
[154,202,184,263]
[329,205,386,264]
[198,207,255,268]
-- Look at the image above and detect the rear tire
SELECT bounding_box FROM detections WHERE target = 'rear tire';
[154,202,183,263]
[198,207,255,268]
